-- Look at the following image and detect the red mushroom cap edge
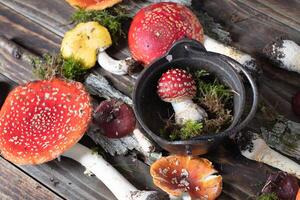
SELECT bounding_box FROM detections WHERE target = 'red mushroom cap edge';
[0,78,92,165]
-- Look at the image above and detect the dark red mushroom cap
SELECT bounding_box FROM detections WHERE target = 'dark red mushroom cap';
[292,91,300,116]
[261,172,299,200]
[0,79,92,165]
[157,68,197,102]
[128,2,204,66]
[94,99,136,138]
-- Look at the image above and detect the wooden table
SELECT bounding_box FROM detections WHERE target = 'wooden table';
[0,0,299,199]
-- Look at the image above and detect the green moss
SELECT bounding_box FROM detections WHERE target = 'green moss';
[62,57,87,80]
[195,69,232,105]
[257,193,279,200]
[32,54,87,81]
[71,6,129,43]
[169,120,203,141]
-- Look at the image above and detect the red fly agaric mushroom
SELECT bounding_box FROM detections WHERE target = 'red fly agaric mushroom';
[0,79,161,200]
[94,99,136,138]
[0,78,92,164]
[128,2,204,66]
[150,155,222,199]
[65,0,122,10]
[157,68,207,124]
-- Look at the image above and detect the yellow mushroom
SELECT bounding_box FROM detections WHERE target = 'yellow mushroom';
[61,21,112,69]
[61,21,134,75]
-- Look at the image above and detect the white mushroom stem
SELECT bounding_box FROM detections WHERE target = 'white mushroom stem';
[171,99,207,125]
[63,143,161,200]
[203,35,258,72]
[263,39,300,73]
[240,133,300,179]
[98,51,134,75]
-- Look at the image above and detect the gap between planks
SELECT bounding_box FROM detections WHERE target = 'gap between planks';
[0,156,65,200]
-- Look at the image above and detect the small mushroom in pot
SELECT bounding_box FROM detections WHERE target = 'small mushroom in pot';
[150,155,222,199]
[93,99,136,138]
[157,68,207,124]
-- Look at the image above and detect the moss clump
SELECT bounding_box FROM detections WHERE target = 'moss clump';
[167,120,203,141]
[195,70,233,133]
[71,6,129,43]
[62,57,87,80]
[32,54,87,81]
[257,193,279,200]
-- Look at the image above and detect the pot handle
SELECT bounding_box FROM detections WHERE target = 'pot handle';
[219,55,259,137]
[167,38,206,59]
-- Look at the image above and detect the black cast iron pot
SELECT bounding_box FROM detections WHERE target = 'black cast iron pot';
[133,39,258,155]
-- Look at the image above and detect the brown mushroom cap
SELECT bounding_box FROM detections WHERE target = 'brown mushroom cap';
[65,0,122,10]
[0,79,92,165]
[150,155,222,199]
[93,99,136,138]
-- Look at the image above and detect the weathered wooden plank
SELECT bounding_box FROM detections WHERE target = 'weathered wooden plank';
[0,0,139,96]
[196,0,300,53]
[0,0,73,37]
[0,157,63,200]
[237,0,300,32]
[0,3,61,55]
[0,0,299,199]
[19,158,116,200]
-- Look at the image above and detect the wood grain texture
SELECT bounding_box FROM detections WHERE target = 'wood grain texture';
[236,0,300,32]
[0,0,300,199]
[0,0,138,97]
[0,3,61,55]
[195,0,300,53]
[0,157,62,200]
[19,158,116,200]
